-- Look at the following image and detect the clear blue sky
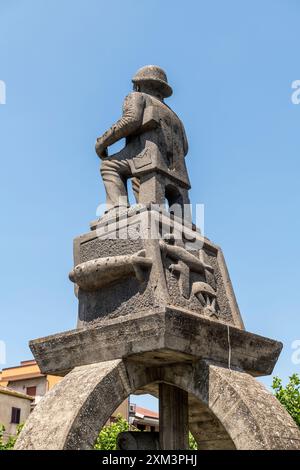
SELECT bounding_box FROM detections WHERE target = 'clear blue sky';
[0,0,299,412]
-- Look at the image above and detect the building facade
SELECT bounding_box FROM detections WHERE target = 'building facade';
[0,360,158,441]
[0,386,33,441]
[0,360,61,408]
[0,360,130,437]
[129,403,159,431]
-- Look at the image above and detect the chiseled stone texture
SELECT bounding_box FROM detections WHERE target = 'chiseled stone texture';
[29,308,282,378]
[15,359,300,450]
[72,208,244,329]
[117,432,160,450]
[206,365,300,450]
[15,360,128,450]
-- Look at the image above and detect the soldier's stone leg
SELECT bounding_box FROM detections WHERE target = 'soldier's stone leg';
[100,158,131,209]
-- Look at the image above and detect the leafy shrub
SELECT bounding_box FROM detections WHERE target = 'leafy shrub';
[0,423,23,450]
[272,374,300,427]
[94,415,133,450]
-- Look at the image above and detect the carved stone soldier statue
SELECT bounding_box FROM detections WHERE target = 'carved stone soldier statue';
[95,65,191,212]
[16,64,300,453]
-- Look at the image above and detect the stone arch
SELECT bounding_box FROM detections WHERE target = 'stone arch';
[15,359,300,450]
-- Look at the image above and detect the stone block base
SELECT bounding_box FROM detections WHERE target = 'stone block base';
[30,307,281,377]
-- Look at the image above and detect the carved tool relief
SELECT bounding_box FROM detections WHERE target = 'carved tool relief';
[159,235,219,318]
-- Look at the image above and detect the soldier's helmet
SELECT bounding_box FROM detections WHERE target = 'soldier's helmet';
[132,65,173,98]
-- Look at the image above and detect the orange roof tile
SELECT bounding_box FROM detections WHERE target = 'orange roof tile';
[135,406,159,419]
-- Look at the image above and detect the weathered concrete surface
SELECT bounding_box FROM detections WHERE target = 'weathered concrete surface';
[29,307,281,378]
[140,362,300,450]
[159,383,188,449]
[73,207,244,329]
[15,359,300,450]
[69,249,152,291]
[117,432,160,450]
[15,360,128,450]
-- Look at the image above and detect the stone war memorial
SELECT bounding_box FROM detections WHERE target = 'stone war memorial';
[16,66,300,450]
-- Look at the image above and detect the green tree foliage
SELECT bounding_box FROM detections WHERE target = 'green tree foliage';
[272,374,300,427]
[94,415,133,450]
[189,432,198,450]
[0,423,23,450]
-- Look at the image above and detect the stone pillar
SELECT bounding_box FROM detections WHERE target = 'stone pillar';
[159,382,189,450]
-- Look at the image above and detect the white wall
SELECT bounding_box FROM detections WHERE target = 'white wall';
[8,377,47,404]
[0,393,31,440]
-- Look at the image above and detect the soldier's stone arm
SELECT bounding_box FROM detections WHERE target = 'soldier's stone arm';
[95,92,145,158]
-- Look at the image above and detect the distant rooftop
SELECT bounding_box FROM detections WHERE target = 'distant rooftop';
[1,359,37,371]
[0,359,44,382]
[134,405,159,419]
[20,360,36,366]
[0,385,34,400]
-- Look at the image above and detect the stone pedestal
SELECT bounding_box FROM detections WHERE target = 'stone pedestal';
[72,206,244,329]
[15,207,300,450]
[28,308,282,378]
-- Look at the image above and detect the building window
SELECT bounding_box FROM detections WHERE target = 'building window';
[11,407,21,424]
[26,386,36,396]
